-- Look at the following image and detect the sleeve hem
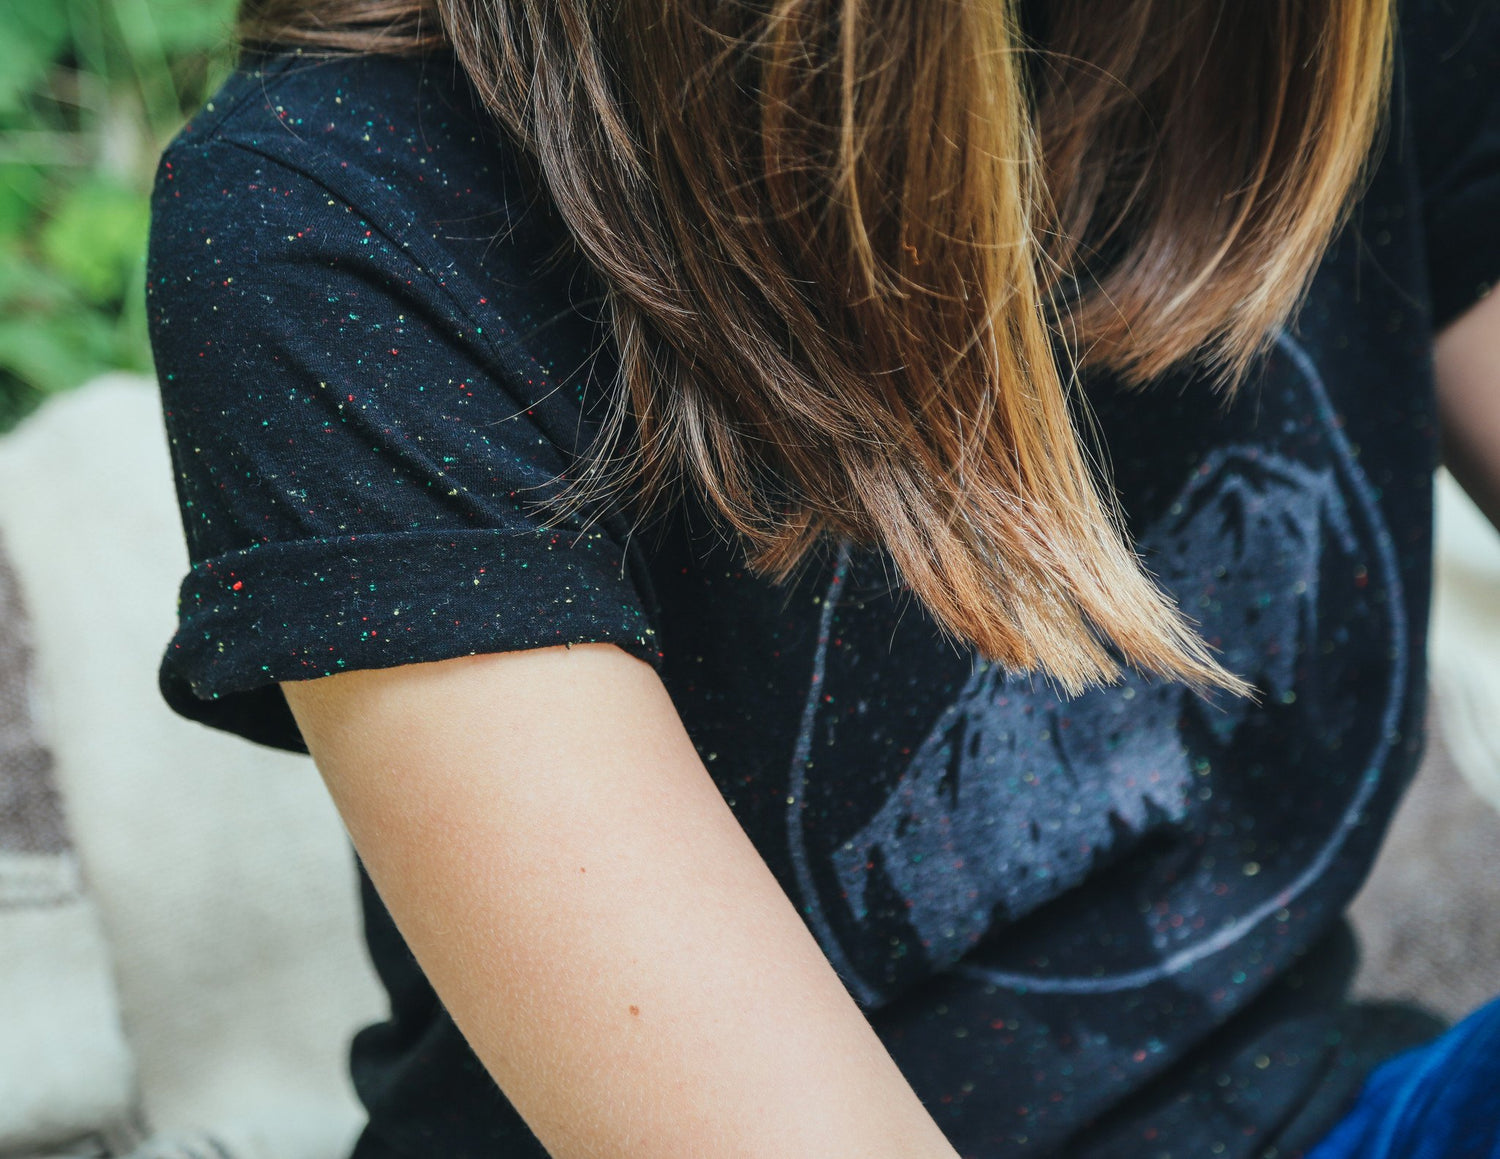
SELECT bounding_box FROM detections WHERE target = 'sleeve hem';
[1427,178,1500,330]
[161,525,662,705]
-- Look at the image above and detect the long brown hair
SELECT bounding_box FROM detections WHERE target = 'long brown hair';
[239,0,1393,695]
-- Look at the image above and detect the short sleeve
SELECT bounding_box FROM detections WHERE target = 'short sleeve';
[1404,0,1500,329]
[148,135,659,751]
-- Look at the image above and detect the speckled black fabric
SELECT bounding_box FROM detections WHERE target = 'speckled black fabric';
[148,57,658,749]
[147,3,1498,1158]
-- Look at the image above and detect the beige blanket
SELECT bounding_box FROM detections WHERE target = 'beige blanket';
[0,536,138,1155]
[0,378,384,1159]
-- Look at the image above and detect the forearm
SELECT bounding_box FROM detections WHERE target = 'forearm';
[285,646,961,1159]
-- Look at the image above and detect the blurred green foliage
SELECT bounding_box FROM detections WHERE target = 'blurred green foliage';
[0,0,238,432]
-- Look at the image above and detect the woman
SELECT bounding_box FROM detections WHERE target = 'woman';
[147,1,1500,1156]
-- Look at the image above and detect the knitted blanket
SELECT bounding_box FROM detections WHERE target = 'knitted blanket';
[0,534,138,1156]
[0,378,384,1159]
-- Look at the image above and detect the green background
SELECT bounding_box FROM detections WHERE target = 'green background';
[0,0,238,432]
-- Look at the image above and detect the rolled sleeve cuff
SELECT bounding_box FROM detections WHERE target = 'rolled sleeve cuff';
[160,526,660,751]
[1428,173,1500,330]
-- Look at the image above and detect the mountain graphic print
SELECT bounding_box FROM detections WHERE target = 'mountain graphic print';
[787,336,1409,1006]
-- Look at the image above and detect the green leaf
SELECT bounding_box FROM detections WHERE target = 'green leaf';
[0,244,75,313]
[0,163,45,236]
[133,0,237,56]
[38,175,150,305]
[0,368,44,435]
[0,0,72,116]
[0,309,117,396]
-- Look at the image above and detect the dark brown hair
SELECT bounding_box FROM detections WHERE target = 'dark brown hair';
[240,0,1393,695]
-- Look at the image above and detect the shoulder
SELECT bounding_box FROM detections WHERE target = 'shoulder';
[150,50,565,301]
[147,47,608,419]
[167,49,523,200]
[146,50,626,566]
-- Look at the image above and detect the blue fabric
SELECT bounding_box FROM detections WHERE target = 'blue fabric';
[1310,995,1500,1159]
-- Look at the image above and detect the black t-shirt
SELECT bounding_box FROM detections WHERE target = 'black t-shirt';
[147,4,1500,1157]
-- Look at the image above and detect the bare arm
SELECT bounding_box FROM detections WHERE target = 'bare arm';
[282,643,961,1159]
[1436,288,1500,529]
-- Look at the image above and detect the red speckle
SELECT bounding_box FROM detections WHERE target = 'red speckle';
[231,581,243,591]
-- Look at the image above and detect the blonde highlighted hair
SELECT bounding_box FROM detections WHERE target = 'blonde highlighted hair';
[241,0,1394,694]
